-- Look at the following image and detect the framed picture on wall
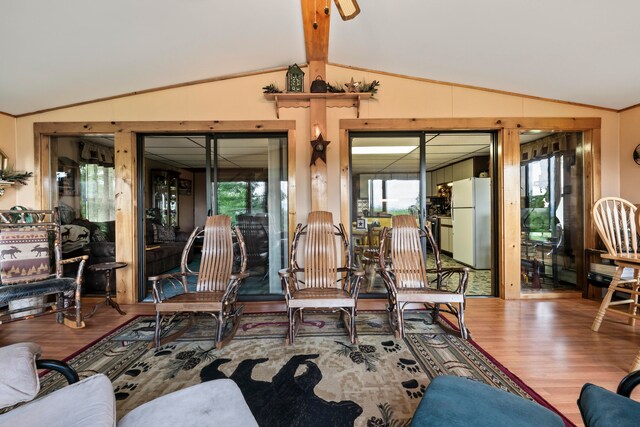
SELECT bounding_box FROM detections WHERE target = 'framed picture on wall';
[58,157,79,196]
[178,178,192,195]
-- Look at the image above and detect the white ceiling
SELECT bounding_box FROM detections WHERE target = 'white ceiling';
[2,1,640,115]
[352,133,491,173]
[0,0,305,115]
[143,136,275,169]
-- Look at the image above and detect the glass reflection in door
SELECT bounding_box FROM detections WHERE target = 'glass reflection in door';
[520,131,583,293]
[350,136,421,293]
[215,137,288,295]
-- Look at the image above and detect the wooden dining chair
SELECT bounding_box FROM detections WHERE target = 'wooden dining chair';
[378,215,469,339]
[591,198,640,371]
[278,211,364,344]
[150,215,248,349]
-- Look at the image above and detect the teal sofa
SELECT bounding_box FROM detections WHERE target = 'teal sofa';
[411,372,640,426]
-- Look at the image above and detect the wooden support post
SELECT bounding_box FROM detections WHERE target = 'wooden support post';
[114,130,138,304]
[309,60,328,211]
[499,128,521,299]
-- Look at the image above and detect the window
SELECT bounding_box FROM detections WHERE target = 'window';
[80,163,116,222]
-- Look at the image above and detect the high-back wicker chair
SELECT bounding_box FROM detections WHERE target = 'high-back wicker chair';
[150,215,248,349]
[278,211,364,344]
[591,197,640,371]
[378,215,469,339]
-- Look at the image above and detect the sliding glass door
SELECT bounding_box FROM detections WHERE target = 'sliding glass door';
[214,136,288,295]
[350,135,421,293]
[350,132,496,297]
[139,133,288,300]
[519,131,583,294]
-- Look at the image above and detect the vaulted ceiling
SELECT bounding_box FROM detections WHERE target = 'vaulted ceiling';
[2,1,639,116]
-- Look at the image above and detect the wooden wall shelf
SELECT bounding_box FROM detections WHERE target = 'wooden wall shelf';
[264,92,372,118]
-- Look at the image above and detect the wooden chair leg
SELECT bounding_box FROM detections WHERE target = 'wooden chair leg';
[458,301,468,340]
[215,311,225,348]
[342,308,357,344]
[431,303,441,323]
[396,304,405,339]
[154,311,162,348]
[350,307,357,344]
[153,313,194,348]
[592,266,623,332]
[287,308,295,345]
[55,292,64,324]
[628,271,640,327]
[215,305,244,349]
[631,349,640,372]
[75,293,83,328]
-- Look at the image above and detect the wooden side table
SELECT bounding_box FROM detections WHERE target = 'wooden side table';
[86,262,127,318]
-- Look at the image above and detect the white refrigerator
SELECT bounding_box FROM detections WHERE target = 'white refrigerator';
[451,177,491,269]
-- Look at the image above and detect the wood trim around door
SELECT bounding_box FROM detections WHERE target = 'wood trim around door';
[34,120,296,304]
[339,117,602,299]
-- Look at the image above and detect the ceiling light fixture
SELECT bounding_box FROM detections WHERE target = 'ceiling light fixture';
[352,146,416,155]
[334,0,360,20]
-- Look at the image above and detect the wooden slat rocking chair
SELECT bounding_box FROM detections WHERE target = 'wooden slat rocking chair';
[150,215,248,349]
[378,215,470,339]
[278,211,364,344]
[590,197,640,371]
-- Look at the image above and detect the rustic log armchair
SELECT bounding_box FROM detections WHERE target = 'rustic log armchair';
[0,209,87,328]
[590,197,640,371]
[150,215,248,349]
[378,215,469,339]
[279,211,364,344]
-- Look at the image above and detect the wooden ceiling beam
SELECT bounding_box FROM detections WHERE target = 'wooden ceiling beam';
[302,0,331,63]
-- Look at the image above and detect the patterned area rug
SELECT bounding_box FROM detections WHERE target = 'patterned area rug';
[36,311,570,426]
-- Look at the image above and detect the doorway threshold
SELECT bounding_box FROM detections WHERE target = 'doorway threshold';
[520,289,582,299]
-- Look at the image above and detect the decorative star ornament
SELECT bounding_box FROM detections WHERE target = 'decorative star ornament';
[344,77,361,93]
[310,133,331,166]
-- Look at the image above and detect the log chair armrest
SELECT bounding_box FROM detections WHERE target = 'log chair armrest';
[60,255,89,265]
[229,272,249,281]
[426,267,470,294]
[346,269,365,298]
[378,267,399,292]
[617,370,640,397]
[425,266,469,275]
[60,255,89,286]
[352,269,365,277]
[221,275,246,303]
[379,265,393,273]
[278,268,297,298]
[278,268,291,278]
[36,359,79,384]
[150,272,193,302]
[148,272,189,283]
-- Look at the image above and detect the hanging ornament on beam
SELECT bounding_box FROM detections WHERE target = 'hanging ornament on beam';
[313,0,319,29]
[310,133,331,166]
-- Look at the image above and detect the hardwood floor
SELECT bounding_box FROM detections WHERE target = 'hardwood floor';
[1,297,638,426]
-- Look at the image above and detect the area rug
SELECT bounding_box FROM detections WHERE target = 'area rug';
[36,311,572,426]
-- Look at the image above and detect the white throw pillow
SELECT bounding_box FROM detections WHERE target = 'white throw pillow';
[0,342,41,409]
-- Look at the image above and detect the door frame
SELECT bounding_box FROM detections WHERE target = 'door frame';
[34,120,296,304]
[339,118,601,299]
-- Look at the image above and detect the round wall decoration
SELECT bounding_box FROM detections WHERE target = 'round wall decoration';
[635,144,640,165]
